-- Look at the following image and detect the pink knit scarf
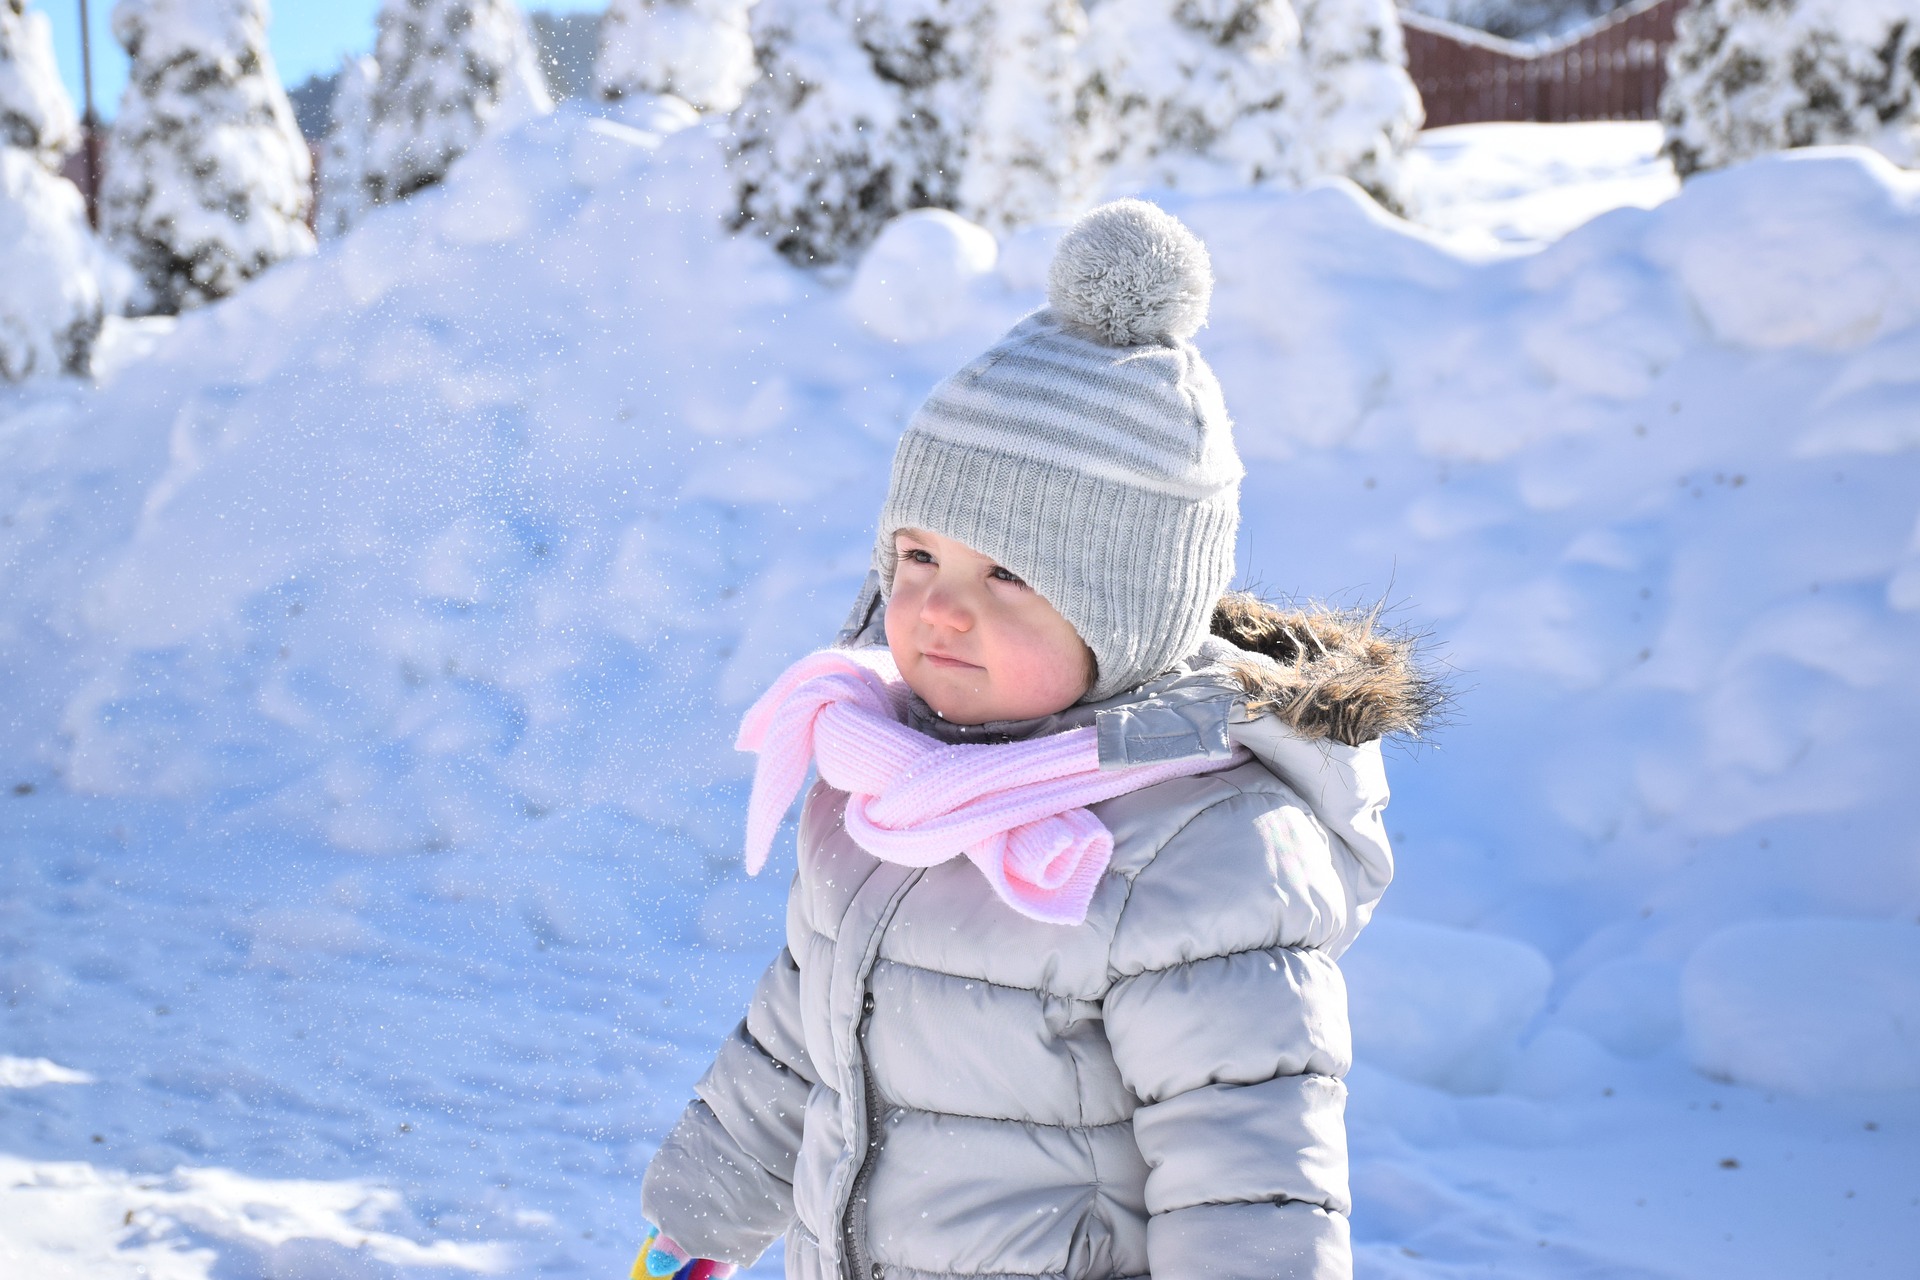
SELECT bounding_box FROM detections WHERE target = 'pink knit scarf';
[737,648,1240,925]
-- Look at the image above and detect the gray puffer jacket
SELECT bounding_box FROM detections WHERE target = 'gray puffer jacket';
[642,597,1434,1280]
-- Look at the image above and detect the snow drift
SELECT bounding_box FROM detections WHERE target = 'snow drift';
[2,105,1918,1276]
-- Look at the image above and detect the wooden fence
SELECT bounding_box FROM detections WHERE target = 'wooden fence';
[1404,0,1690,127]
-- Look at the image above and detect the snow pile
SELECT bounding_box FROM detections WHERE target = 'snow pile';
[101,0,315,315]
[1662,0,1920,176]
[1684,920,1920,1095]
[596,0,757,113]
[3,113,1920,1275]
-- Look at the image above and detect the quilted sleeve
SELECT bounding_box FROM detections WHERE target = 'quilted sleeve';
[640,946,817,1266]
[1104,785,1359,1280]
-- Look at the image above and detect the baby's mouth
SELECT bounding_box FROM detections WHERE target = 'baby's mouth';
[921,650,984,671]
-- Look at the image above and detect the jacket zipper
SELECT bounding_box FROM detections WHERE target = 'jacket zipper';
[841,1003,882,1280]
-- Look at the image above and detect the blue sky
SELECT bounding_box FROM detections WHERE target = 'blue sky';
[36,0,601,120]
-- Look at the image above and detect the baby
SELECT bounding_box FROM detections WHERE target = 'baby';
[634,200,1431,1280]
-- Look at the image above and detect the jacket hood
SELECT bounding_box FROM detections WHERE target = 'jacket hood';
[1209,593,1443,748]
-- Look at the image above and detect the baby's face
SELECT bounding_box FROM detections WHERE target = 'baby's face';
[885,528,1095,725]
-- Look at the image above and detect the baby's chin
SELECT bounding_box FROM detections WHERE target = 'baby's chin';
[904,665,1078,726]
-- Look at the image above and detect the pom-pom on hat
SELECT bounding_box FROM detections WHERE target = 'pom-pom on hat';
[873,199,1244,703]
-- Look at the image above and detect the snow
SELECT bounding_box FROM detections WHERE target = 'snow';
[1403,120,1679,250]
[0,1057,95,1087]
[2,105,1918,1277]
[0,1152,512,1278]
[1683,919,1920,1096]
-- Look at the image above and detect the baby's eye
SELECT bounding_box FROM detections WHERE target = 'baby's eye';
[988,566,1028,588]
[898,548,935,566]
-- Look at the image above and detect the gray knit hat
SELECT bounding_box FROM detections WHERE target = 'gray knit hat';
[873,199,1244,703]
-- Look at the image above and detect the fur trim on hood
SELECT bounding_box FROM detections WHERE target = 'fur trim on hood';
[1211,593,1445,748]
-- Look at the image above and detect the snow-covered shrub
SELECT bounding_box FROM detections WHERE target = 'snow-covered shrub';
[733,0,1092,263]
[1661,0,1920,177]
[956,0,1099,230]
[318,54,377,237]
[101,0,314,315]
[596,0,757,112]
[1084,0,1302,189]
[0,149,108,380]
[729,0,913,264]
[1,0,78,163]
[1086,0,1419,208]
[362,0,552,205]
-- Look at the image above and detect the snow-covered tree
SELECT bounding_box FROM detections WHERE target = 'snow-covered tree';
[1661,0,1920,177]
[101,0,314,315]
[596,0,757,112]
[2,0,78,163]
[318,53,377,237]
[956,0,1099,230]
[1084,0,1419,208]
[361,0,553,205]
[1286,0,1423,209]
[0,149,110,380]
[1,1,108,380]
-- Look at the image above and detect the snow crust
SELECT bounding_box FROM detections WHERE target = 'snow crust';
[2,110,1918,1276]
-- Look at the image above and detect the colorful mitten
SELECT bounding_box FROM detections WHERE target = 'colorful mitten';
[631,1223,737,1280]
